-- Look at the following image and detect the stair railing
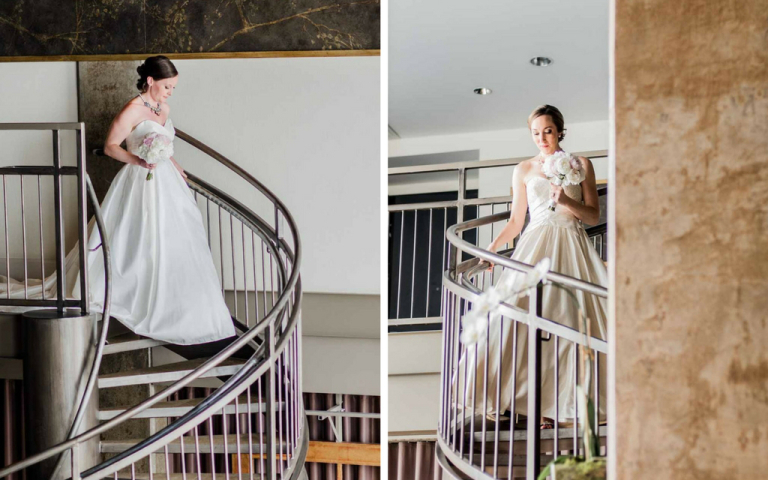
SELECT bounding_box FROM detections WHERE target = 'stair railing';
[435,210,609,480]
[0,127,306,480]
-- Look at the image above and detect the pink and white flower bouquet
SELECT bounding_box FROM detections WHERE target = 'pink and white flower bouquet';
[136,132,174,180]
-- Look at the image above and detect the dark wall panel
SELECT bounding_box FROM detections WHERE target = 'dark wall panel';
[0,0,379,57]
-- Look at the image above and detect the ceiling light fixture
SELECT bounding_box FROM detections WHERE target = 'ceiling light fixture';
[530,57,552,67]
[473,88,492,95]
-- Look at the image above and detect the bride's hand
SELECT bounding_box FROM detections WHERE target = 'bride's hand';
[484,242,497,271]
[135,158,156,170]
[550,184,568,206]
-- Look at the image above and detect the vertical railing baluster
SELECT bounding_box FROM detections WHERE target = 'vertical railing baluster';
[252,232,260,322]
[276,353,284,479]
[219,206,225,298]
[19,177,28,299]
[242,225,249,326]
[70,444,79,480]
[3,175,9,299]
[37,175,45,301]
[526,284,543,479]
[235,396,243,480]
[507,322,518,480]
[207,417,216,479]
[265,323,277,480]
[51,130,65,312]
[258,376,265,480]
[180,432,187,480]
[554,336,560,457]
[595,350,600,453]
[396,212,404,319]
[230,215,238,318]
[164,445,171,480]
[261,242,268,317]
[573,346,579,456]
[480,310,489,471]
[223,405,231,480]
[194,424,202,480]
[493,317,503,478]
[440,208,447,316]
[410,210,417,318]
[246,387,255,480]
[425,208,433,317]
[76,128,88,314]
[438,289,448,439]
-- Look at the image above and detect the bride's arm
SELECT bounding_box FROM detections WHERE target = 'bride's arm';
[103,109,154,169]
[551,156,600,224]
[170,157,187,178]
[487,162,530,253]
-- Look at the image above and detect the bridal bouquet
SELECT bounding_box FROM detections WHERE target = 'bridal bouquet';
[136,132,174,180]
[541,151,585,211]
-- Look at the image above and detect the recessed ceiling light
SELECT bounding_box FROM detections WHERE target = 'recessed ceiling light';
[530,57,552,67]
[473,88,492,95]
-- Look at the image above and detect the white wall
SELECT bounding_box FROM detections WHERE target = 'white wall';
[168,57,380,296]
[388,331,442,433]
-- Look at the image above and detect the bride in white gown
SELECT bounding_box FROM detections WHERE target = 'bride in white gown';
[0,56,236,345]
[458,105,607,422]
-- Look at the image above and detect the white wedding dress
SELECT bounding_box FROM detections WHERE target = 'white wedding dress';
[0,118,236,345]
[457,176,607,421]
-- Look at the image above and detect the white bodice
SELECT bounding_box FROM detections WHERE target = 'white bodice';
[524,176,582,230]
[125,118,176,156]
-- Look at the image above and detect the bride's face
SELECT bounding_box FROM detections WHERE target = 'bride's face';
[147,76,178,104]
[530,115,560,155]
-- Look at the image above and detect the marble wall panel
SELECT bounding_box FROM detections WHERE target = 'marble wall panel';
[615,1,768,478]
[0,0,379,57]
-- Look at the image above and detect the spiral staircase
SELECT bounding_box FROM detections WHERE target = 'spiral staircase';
[0,123,307,480]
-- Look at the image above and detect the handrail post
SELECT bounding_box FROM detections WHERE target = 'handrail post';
[70,444,80,480]
[265,322,278,480]
[526,283,543,479]
[52,129,65,314]
[76,127,88,315]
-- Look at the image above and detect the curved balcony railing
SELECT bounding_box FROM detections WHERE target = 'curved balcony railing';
[0,126,307,480]
[435,210,609,480]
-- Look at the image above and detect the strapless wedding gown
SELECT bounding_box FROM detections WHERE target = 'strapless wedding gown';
[0,119,236,345]
[457,176,607,421]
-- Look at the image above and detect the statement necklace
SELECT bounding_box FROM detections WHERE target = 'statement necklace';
[138,93,161,116]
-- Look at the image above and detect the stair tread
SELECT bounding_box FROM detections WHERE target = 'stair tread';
[104,333,167,354]
[101,434,289,454]
[130,475,229,480]
[98,358,246,388]
[98,395,283,420]
[100,357,244,380]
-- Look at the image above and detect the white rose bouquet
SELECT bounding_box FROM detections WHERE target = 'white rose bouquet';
[541,151,585,211]
[136,132,174,180]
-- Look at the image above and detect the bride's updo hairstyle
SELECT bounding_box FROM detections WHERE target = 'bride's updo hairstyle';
[527,104,567,142]
[136,56,178,92]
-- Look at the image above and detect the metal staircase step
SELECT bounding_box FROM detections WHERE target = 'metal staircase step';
[104,332,167,355]
[98,358,246,389]
[98,395,283,420]
[129,475,230,480]
[101,435,288,454]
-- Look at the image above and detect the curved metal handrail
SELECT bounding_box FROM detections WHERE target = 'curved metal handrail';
[0,130,306,480]
[437,209,610,480]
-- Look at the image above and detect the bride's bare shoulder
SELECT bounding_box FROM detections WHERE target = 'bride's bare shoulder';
[516,159,536,174]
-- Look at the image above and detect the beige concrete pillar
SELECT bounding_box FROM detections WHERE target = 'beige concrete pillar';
[614,1,768,478]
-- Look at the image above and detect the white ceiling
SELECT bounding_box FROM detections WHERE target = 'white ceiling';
[389,0,609,138]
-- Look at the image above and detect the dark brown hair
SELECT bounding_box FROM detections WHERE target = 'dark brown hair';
[527,104,567,142]
[136,56,178,92]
